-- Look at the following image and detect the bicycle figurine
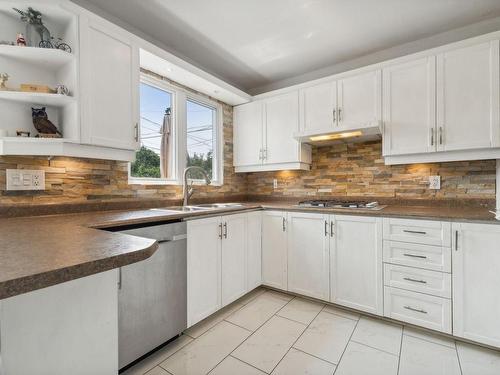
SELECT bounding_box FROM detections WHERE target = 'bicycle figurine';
[39,37,72,53]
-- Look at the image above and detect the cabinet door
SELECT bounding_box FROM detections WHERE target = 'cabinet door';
[452,222,500,347]
[337,70,381,130]
[80,16,139,150]
[330,215,383,315]
[187,217,221,327]
[221,213,247,306]
[262,211,288,290]
[299,81,337,132]
[247,211,262,291]
[382,57,436,156]
[437,41,500,151]
[233,101,264,167]
[264,91,300,164]
[287,212,330,300]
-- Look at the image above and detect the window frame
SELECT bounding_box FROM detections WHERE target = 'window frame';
[183,94,223,186]
[129,73,223,186]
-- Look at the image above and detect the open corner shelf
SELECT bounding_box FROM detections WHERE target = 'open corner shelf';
[0,45,75,67]
[0,90,75,107]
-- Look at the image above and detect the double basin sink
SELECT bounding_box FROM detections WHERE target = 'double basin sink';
[150,203,245,214]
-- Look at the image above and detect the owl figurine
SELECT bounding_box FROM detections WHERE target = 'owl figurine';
[31,107,62,137]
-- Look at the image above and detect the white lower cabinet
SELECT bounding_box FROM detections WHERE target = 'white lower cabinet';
[330,215,383,315]
[247,211,262,290]
[287,212,330,300]
[188,210,500,349]
[384,287,452,333]
[452,222,500,347]
[261,210,288,290]
[187,213,247,327]
[221,213,247,306]
[0,270,119,375]
[187,216,222,327]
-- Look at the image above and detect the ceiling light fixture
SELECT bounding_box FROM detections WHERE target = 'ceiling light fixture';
[309,131,363,142]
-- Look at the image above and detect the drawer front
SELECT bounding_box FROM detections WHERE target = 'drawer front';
[383,218,451,246]
[383,240,451,272]
[384,264,451,298]
[384,287,451,333]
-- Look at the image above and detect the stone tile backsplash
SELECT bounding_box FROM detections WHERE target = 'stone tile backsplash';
[247,141,496,200]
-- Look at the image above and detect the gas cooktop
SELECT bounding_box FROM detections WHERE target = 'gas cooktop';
[297,200,385,210]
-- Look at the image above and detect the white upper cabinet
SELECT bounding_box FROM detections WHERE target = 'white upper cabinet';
[233,92,311,172]
[264,91,301,164]
[299,70,381,135]
[261,211,288,290]
[384,38,500,164]
[287,212,330,300]
[299,81,337,133]
[437,41,500,151]
[337,70,381,131]
[452,222,500,347]
[382,57,436,156]
[330,215,383,315]
[233,101,264,167]
[79,15,139,151]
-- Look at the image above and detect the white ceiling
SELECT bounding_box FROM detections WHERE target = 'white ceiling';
[76,0,500,94]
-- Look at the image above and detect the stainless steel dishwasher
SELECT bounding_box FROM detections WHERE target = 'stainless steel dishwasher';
[113,220,187,369]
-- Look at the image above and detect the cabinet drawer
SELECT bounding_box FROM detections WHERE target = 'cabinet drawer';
[383,240,451,272]
[384,264,451,298]
[384,287,451,333]
[383,218,451,246]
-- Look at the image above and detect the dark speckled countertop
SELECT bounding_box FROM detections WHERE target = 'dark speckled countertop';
[0,200,498,300]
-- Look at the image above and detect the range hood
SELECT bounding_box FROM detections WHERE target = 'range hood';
[294,122,382,145]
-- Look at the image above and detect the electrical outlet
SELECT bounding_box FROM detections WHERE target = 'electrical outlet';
[6,169,45,191]
[429,175,441,190]
[273,178,278,189]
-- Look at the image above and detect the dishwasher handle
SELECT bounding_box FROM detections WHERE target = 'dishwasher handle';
[157,234,187,243]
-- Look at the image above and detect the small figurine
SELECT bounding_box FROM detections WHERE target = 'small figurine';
[16,33,26,46]
[55,84,69,96]
[0,73,10,91]
[31,107,62,137]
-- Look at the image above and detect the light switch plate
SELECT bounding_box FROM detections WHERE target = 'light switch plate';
[6,169,45,191]
[273,178,278,189]
[429,175,441,190]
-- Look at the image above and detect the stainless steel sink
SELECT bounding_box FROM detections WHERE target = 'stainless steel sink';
[151,203,244,213]
[151,206,213,213]
[193,203,244,209]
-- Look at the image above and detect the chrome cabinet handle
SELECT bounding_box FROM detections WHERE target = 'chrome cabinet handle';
[404,305,428,314]
[403,230,427,235]
[223,222,228,239]
[218,223,223,239]
[332,108,336,123]
[403,277,427,284]
[134,123,139,142]
[338,108,342,122]
[439,127,443,145]
[455,230,459,251]
[282,217,286,232]
[264,149,267,160]
[430,128,434,146]
[118,267,122,290]
[258,148,262,160]
[324,220,328,236]
[330,222,334,237]
[403,253,427,259]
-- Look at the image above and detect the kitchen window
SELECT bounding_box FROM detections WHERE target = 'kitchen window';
[129,74,223,185]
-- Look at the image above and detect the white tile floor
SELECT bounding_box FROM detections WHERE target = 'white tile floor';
[123,288,500,375]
